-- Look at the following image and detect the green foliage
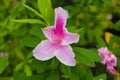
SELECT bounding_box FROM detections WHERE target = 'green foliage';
[21,3,44,19]
[86,69,94,80]
[0,0,120,80]
[38,0,51,17]
[94,74,107,80]
[96,36,107,48]
[30,58,59,73]
[112,20,120,31]
[13,71,27,80]
[31,25,45,39]
[20,37,40,47]
[37,0,54,25]
[74,47,102,67]
[0,57,8,74]
[47,70,59,80]
[11,19,45,25]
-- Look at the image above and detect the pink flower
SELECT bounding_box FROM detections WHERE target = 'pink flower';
[98,47,109,59]
[98,47,110,64]
[107,66,118,75]
[33,7,79,66]
[106,54,117,69]
[98,47,118,75]
[106,54,118,75]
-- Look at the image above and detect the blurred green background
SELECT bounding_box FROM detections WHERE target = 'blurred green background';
[0,0,120,80]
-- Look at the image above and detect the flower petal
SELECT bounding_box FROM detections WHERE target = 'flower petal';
[33,40,56,60]
[62,33,80,45]
[42,27,54,41]
[54,7,69,31]
[107,54,117,67]
[55,45,76,66]
[42,27,64,43]
[107,67,118,75]
[102,56,108,64]
[98,47,109,59]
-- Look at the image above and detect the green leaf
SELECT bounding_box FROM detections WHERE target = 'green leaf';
[69,67,80,80]
[0,57,8,74]
[73,47,102,67]
[47,70,59,80]
[110,36,120,44]
[38,0,52,18]
[21,3,44,19]
[87,49,102,62]
[13,71,27,80]
[60,64,71,79]
[86,69,93,80]
[67,26,84,36]
[24,65,32,76]
[67,26,78,33]
[26,75,41,80]
[31,26,45,39]
[20,37,40,47]
[0,30,8,37]
[26,73,48,80]
[10,1,25,18]
[109,36,120,50]
[74,47,94,67]
[30,59,50,73]
[10,19,45,25]
[60,65,85,80]
[0,77,13,80]
[112,47,120,56]
[94,74,106,80]
[103,0,112,4]
[37,0,53,25]
[49,58,59,70]
[96,36,107,48]
[14,49,24,60]
[79,65,88,80]
[112,20,120,31]
[117,58,120,69]
[14,62,24,71]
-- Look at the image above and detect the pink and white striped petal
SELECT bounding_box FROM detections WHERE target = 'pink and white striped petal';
[55,45,76,66]
[33,40,56,60]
